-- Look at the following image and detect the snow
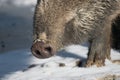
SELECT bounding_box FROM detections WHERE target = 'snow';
[0,45,120,80]
[0,0,36,18]
[0,0,37,52]
[0,0,36,6]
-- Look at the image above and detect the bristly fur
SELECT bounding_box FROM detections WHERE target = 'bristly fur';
[33,0,120,66]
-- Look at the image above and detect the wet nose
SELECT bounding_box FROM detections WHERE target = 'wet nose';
[31,40,55,59]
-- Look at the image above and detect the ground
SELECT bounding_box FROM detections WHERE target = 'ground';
[0,45,120,80]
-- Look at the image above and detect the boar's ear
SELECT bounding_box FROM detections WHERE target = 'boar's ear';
[37,0,48,4]
[37,0,41,4]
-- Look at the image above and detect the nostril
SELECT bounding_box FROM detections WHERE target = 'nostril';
[34,50,42,56]
[44,46,52,53]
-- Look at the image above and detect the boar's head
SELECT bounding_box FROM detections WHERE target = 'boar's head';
[31,0,79,59]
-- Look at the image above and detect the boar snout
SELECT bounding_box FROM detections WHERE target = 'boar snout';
[31,40,55,59]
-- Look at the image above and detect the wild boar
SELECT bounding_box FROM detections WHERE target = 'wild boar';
[31,0,120,67]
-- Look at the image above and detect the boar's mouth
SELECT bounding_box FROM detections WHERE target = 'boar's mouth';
[31,41,55,59]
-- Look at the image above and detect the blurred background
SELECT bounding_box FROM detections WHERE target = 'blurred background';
[0,0,37,53]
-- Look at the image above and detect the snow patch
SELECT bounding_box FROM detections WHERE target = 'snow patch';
[0,45,120,80]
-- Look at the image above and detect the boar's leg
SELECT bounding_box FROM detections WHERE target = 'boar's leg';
[86,27,111,67]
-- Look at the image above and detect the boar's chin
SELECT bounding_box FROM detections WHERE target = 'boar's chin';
[31,41,56,59]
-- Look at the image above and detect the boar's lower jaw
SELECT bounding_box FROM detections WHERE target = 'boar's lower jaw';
[31,40,55,59]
